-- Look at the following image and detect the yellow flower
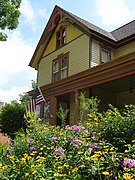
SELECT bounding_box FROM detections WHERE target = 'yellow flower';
[132,154,135,158]
[0,164,2,167]
[123,173,134,180]
[31,165,35,168]
[102,171,109,175]
[114,162,120,167]
[72,167,78,172]
[25,173,29,177]
[131,139,135,143]
[58,166,63,169]
[40,147,44,151]
[78,151,83,155]
[32,171,37,175]
[64,164,70,168]
[123,167,130,172]
[37,118,42,122]
[87,114,93,118]
[2,165,8,170]
[85,157,90,161]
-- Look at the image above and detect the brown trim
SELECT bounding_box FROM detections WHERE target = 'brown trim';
[52,52,69,82]
[56,25,67,49]
[40,51,135,96]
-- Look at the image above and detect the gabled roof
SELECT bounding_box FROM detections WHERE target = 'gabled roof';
[29,5,135,69]
[111,20,135,41]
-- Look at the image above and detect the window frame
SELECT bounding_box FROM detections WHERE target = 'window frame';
[100,46,111,63]
[52,52,69,82]
[56,26,67,49]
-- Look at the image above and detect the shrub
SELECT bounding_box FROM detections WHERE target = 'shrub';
[0,113,135,179]
[0,103,26,139]
[99,104,135,150]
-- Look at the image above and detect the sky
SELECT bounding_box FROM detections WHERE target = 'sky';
[0,0,135,103]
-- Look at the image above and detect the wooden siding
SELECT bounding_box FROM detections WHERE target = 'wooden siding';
[38,34,89,87]
[44,22,83,56]
[91,39,100,67]
[115,42,135,58]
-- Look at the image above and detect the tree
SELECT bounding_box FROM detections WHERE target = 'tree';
[0,102,26,139]
[0,0,21,41]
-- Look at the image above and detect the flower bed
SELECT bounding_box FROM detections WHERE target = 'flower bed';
[0,111,135,180]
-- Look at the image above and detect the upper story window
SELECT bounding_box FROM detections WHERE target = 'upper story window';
[100,47,111,63]
[56,26,66,48]
[52,53,69,82]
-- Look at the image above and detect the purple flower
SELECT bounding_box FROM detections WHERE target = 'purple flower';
[7,146,13,155]
[70,125,83,131]
[28,146,36,153]
[54,147,64,158]
[123,159,135,168]
[89,143,99,151]
[70,139,82,146]
[52,136,57,140]
[27,138,34,144]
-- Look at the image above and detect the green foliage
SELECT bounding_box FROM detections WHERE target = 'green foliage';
[99,104,135,151]
[0,114,135,179]
[79,92,100,119]
[0,0,21,41]
[19,92,31,106]
[31,80,37,89]
[0,103,26,139]
[57,105,69,128]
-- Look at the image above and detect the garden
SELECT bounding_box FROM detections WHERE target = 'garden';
[0,95,135,179]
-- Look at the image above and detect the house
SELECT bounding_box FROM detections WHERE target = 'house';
[29,5,135,125]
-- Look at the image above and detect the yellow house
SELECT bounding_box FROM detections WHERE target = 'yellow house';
[29,5,135,125]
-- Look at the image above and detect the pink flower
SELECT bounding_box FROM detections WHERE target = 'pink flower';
[52,136,57,140]
[123,159,135,168]
[27,138,34,144]
[70,125,83,131]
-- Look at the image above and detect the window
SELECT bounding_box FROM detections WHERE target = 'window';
[101,48,110,63]
[52,53,68,82]
[56,27,66,48]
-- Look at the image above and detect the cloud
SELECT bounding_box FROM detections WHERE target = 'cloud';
[0,86,31,103]
[0,30,36,102]
[20,0,47,32]
[95,0,133,26]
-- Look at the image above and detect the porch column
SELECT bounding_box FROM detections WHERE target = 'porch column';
[74,90,80,121]
[40,101,44,118]
[50,96,57,125]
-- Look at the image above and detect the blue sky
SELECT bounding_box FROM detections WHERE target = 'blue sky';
[0,0,135,103]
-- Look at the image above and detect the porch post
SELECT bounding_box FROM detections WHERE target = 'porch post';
[74,90,80,121]
[40,101,44,118]
[50,96,57,125]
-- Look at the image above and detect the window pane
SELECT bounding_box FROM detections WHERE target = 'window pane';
[62,28,66,45]
[56,31,60,48]
[102,49,109,62]
[53,72,59,81]
[61,56,67,69]
[61,69,67,79]
[53,61,58,73]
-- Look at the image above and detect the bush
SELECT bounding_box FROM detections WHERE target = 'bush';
[99,104,135,150]
[0,103,26,139]
[0,112,135,179]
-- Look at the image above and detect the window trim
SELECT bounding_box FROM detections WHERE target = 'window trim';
[56,26,67,49]
[52,52,69,82]
[100,46,111,63]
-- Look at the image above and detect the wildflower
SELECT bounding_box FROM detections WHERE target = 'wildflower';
[2,165,8,170]
[27,137,34,144]
[85,157,90,161]
[123,173,134,180]
[78,151,83,155]
[102,171,109,175]
[70,139,82,146]
[114,162,120,167]
[89,143,99,151]
[72,167,78,172]
[58,166,63,169]
[123,158,135,168]
[70,125,83,131]
[28,146,36,153]
[54,147,65,158]
[131,139,135,143]
[32,171,37,175]
[25,173,29,177]
[52,136,57,140]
